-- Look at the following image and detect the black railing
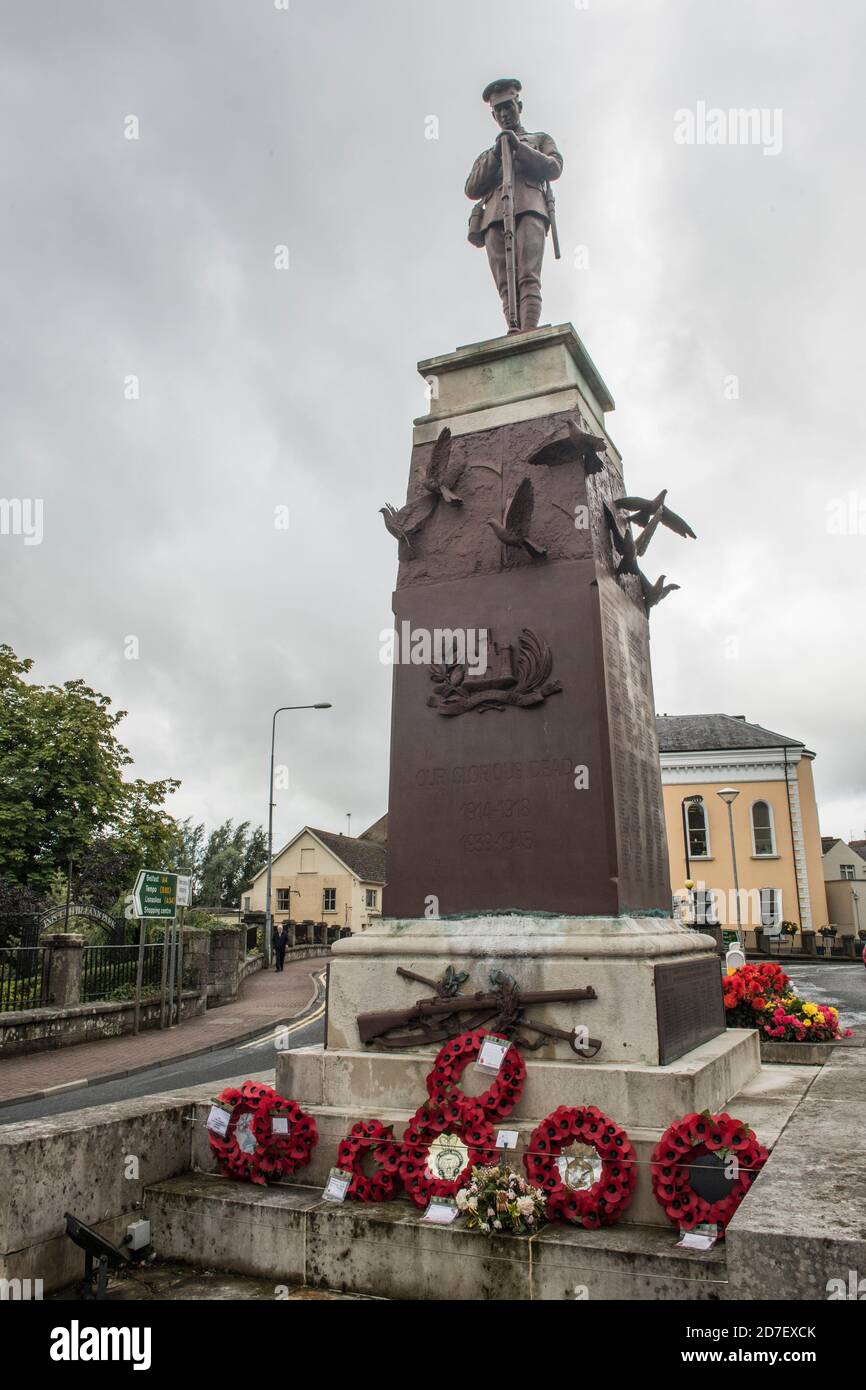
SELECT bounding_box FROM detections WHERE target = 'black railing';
[81,944,164,1002]
[0,946,51,1011]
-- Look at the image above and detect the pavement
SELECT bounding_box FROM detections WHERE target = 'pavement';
[0,956,328,1109]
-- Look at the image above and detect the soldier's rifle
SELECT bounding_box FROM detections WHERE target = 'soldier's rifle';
[357,968,601,1056]
[498,131,520,332]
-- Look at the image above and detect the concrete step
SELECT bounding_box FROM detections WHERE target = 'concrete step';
[144,1172,729,1301]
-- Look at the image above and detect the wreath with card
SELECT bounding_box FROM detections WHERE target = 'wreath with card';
[208,1081,318,1186]
[523,1105,637,1227]
[650,1110,768,1237]
[336,1119,401,1202]
[399,1097,498,1208]
[426,1029,526,1122]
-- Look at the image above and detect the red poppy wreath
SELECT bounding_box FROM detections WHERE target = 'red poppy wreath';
[208,1080,318,1186]
[399,1098,498,1208]
[425,1029,526,1123]
[524,1105,637,1228]
[336,1119,401,1203]
[651,1110,768,1237]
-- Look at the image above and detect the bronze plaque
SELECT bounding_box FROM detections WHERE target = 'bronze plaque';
[654,958,726,1065]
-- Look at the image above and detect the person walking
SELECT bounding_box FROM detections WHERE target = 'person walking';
[272,921,289,973]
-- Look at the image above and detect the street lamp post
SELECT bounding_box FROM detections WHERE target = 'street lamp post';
[265,703,331,967]
[716,787,742,945]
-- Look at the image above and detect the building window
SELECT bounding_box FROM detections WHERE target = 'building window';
[365,888,378,909]
[687,802,710,858]
[760,888,781,928]
[243,896,250,912]
[299,848,315,873]
[841,864,856,881]
[276,889,290,912]
[751,801,776,856]
[323,888,336,912]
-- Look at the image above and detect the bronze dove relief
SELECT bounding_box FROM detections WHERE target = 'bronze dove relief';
[379,426,466,559]
[487,475,547,562]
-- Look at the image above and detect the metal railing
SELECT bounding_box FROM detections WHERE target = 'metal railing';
[0,946,51,1011]
[81,943,164,1002]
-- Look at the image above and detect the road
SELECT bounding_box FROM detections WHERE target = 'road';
[0,969,327,1126]
[784,961,866,1029]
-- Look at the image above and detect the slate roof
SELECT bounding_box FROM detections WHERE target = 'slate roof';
[848,840,866,863]
[359,813,388,846]
[655,714,805,754]
[307,827,387,883]
[822,836,841,855]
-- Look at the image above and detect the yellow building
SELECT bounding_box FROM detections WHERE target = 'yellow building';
[244,818,386,933]
[657,715,828,936]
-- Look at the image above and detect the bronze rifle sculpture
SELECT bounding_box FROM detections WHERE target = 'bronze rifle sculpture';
[357,966,602,1056]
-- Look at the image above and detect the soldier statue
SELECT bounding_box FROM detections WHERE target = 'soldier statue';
[465,78,563,335]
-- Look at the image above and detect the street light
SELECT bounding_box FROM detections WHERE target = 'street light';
[681,794,704,925]
[265,703,332,967]
[716,787,742,945]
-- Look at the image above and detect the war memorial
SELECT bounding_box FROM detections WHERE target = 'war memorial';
[1,76,863,1321]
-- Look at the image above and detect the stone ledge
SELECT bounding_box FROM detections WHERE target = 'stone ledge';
[276,1029,761,1129]
[144,1172,727,1302]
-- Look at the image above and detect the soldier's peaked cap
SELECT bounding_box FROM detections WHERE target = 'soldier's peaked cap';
[482,78,522,105]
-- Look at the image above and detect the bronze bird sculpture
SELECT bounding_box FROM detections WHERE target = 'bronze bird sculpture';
[487,477,547,559]
[614,489,696,541]
[527,413,607,475]
[421,426,465,505]
[640,571,680,610]
[379,493,437,555]
[603,502,640,576]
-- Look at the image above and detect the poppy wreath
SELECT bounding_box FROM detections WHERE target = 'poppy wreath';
[524,1105,637,1228]
[399,1097,498,1208]
[336,1120,401,1203]
[425,1029,526,1123]
[651,1110,769,1237]
[208,1080,318,1186]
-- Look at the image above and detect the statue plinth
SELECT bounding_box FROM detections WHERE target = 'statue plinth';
[385,323,671,920]
[295,326,758,1232]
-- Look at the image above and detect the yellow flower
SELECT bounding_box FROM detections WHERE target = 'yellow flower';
[803,1003,818,1017]
[802,1019,811,1028]
[763,1001,774,1010]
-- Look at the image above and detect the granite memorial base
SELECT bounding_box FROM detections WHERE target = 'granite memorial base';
[268,912,761,1231]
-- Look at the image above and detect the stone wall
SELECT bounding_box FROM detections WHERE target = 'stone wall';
[0,990,204,1058]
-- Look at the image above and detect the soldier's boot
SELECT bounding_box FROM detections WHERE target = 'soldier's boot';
[520,294,542,331]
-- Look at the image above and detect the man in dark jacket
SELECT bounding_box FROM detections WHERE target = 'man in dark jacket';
[465,78,563,334]
[272,922,289,972]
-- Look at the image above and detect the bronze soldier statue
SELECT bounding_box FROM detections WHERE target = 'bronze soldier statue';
[465,78,562,335]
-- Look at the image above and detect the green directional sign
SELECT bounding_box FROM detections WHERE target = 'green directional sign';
[133,870,179,919]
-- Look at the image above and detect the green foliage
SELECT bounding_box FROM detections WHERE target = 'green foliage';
[0,645,181,897]
[181,819,267,907]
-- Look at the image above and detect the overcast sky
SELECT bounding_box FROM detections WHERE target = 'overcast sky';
[2,0,864,853]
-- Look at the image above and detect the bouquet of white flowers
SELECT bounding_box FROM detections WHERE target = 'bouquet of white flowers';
[456,1162,547,1235]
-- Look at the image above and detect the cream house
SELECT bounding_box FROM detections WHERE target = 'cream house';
[822,837,866,938]
[657,714,828,936]
[244,818,387,933]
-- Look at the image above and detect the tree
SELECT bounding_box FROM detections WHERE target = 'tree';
[194,820,268,907]
[0,645,181,895]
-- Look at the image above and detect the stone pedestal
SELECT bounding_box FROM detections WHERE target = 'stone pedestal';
[42,933,84,1008]
[288,325,761,1240]
[385,324,670,919]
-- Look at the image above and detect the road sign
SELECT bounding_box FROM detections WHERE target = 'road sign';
[175,875,193,909]
[133,870,178,919]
